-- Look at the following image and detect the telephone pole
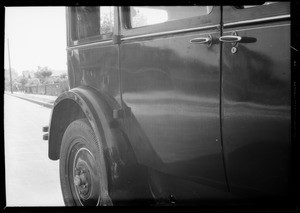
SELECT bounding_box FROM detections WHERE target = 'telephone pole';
[7,38,13,94]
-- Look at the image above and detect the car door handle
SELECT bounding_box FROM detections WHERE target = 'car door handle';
[219,35,242,43]
[190,35,212,46]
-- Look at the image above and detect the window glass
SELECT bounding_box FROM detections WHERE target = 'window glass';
[100,7,114,34]
[71,6,114,41]
[76,7,100,39]
[130,6,213,28]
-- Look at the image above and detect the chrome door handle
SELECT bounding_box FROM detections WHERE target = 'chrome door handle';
[190,35,212,46]
[190,37,210,44]
[219,35,242,43]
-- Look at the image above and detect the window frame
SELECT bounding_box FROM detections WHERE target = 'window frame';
[67,6,114,46]
[120,6,219,39]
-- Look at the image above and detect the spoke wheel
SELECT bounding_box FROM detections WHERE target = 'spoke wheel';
[59,119,112,206]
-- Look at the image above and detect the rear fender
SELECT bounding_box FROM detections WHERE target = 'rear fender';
[48,86,148,202]
[49,86,120,160]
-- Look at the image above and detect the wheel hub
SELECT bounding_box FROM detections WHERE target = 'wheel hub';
[69,145,102,205]
[73,165,91,198]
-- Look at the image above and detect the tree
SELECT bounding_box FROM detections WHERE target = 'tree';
[60,72,68,79]
[44,77,55,84]
[100,7,114,34]
[26,77,40,86]
[22,70,35,79]
[34,66,53,84]
[16,75,29,91]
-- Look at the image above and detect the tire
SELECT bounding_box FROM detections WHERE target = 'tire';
[59,119,112,206]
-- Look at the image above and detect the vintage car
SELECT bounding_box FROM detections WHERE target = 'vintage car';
[43,3,292,207]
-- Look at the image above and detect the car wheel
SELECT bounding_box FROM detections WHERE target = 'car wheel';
[59,118,112,206]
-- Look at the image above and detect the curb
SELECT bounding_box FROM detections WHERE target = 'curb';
[6,93,54,109]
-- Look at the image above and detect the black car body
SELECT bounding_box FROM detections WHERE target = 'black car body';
[45,3,292,207]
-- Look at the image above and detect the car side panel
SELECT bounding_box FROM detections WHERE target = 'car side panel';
[120,7,228,192]
[222,3,291,198]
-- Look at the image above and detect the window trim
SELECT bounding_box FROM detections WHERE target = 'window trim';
[68,6,114,46]
[121,24,220,42]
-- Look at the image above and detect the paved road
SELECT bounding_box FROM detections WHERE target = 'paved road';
[4,94,64,206]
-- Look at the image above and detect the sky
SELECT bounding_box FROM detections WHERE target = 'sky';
[4,7,67,75]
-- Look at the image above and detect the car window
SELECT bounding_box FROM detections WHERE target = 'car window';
[71,6,114,41]
[100,7,114,34]
[130,6,213,28]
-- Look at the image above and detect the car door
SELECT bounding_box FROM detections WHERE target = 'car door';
[120,6,228,191]
[221,3,291,198]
